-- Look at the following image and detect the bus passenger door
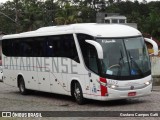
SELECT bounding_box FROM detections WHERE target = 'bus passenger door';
[84,44,100,99]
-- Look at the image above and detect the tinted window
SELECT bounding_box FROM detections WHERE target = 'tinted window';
[3,37,46,57]
[77,34,98,73]
[2,34,79,63]
[46,34,79,62]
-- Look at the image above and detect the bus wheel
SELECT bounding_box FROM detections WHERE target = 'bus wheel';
[18,77,28,95]
[74,82,85,105]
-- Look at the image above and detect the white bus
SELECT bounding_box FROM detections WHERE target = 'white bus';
[1,23,158,104]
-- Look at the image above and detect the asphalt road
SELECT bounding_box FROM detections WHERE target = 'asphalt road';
[0,82,160,120]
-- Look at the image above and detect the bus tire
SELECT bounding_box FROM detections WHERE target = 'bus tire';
[18,77,28,95]
[73,82,85,105]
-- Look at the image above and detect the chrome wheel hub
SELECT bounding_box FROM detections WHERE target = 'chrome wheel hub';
[74,87,80,100]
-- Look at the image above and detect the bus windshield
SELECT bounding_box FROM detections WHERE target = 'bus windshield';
[96,37,151,79]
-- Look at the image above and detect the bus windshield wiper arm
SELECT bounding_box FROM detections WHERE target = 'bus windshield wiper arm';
[117,50,124,76]
[128,51,143,76]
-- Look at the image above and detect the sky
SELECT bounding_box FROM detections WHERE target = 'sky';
[0,0,11,3]
[0,0,160,3]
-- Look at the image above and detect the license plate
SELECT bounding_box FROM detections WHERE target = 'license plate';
[128,92,136,96]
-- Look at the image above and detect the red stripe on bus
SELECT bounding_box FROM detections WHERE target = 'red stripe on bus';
[100,77,108,96]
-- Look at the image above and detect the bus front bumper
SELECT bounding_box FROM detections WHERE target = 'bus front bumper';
[100,84,152,101]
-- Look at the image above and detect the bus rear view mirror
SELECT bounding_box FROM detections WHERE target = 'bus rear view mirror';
[85,40,103,59]
[144,38,159,56]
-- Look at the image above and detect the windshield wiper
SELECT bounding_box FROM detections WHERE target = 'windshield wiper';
[117,50,124,76]
[128,51,143,76]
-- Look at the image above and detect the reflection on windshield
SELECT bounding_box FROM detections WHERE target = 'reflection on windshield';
[96,37,151,78]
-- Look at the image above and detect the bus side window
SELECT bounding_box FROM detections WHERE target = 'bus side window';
[21,41,31,56]
[88,44,99,73]
[3,39,23,57]
[63,34,80,63]
[46,37,53,57]
[20,38,33,57]
[13,39,21,56]
[47,34,80,63]
[77,34,99,74]
[2,39,12,56]
[33,37,46,57]
[2,40,6,56]
[47,35,63,57]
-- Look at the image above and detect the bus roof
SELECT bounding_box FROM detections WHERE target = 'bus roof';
[2,23,142,40]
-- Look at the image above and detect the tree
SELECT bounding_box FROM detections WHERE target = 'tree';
[18,0,44,31]
[54,2,82,25]
[0,1,17,33]
[43,0,59,26]
[142,10,160,38]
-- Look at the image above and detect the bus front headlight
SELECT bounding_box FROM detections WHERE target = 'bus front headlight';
[108,84,118,89]
[144,80,152,86]
[110,85,116,89]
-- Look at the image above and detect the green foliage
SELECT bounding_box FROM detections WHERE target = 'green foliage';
[54,2,82,25]
[0,1,17,33]
[19,0,44,31]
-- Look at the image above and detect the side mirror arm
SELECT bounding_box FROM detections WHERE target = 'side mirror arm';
[85,40,103,59]
[144,38,159,55]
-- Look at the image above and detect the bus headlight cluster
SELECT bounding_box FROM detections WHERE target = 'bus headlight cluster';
[144,80,152,86]
[110,85,116,89]
[108,84,118,89]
